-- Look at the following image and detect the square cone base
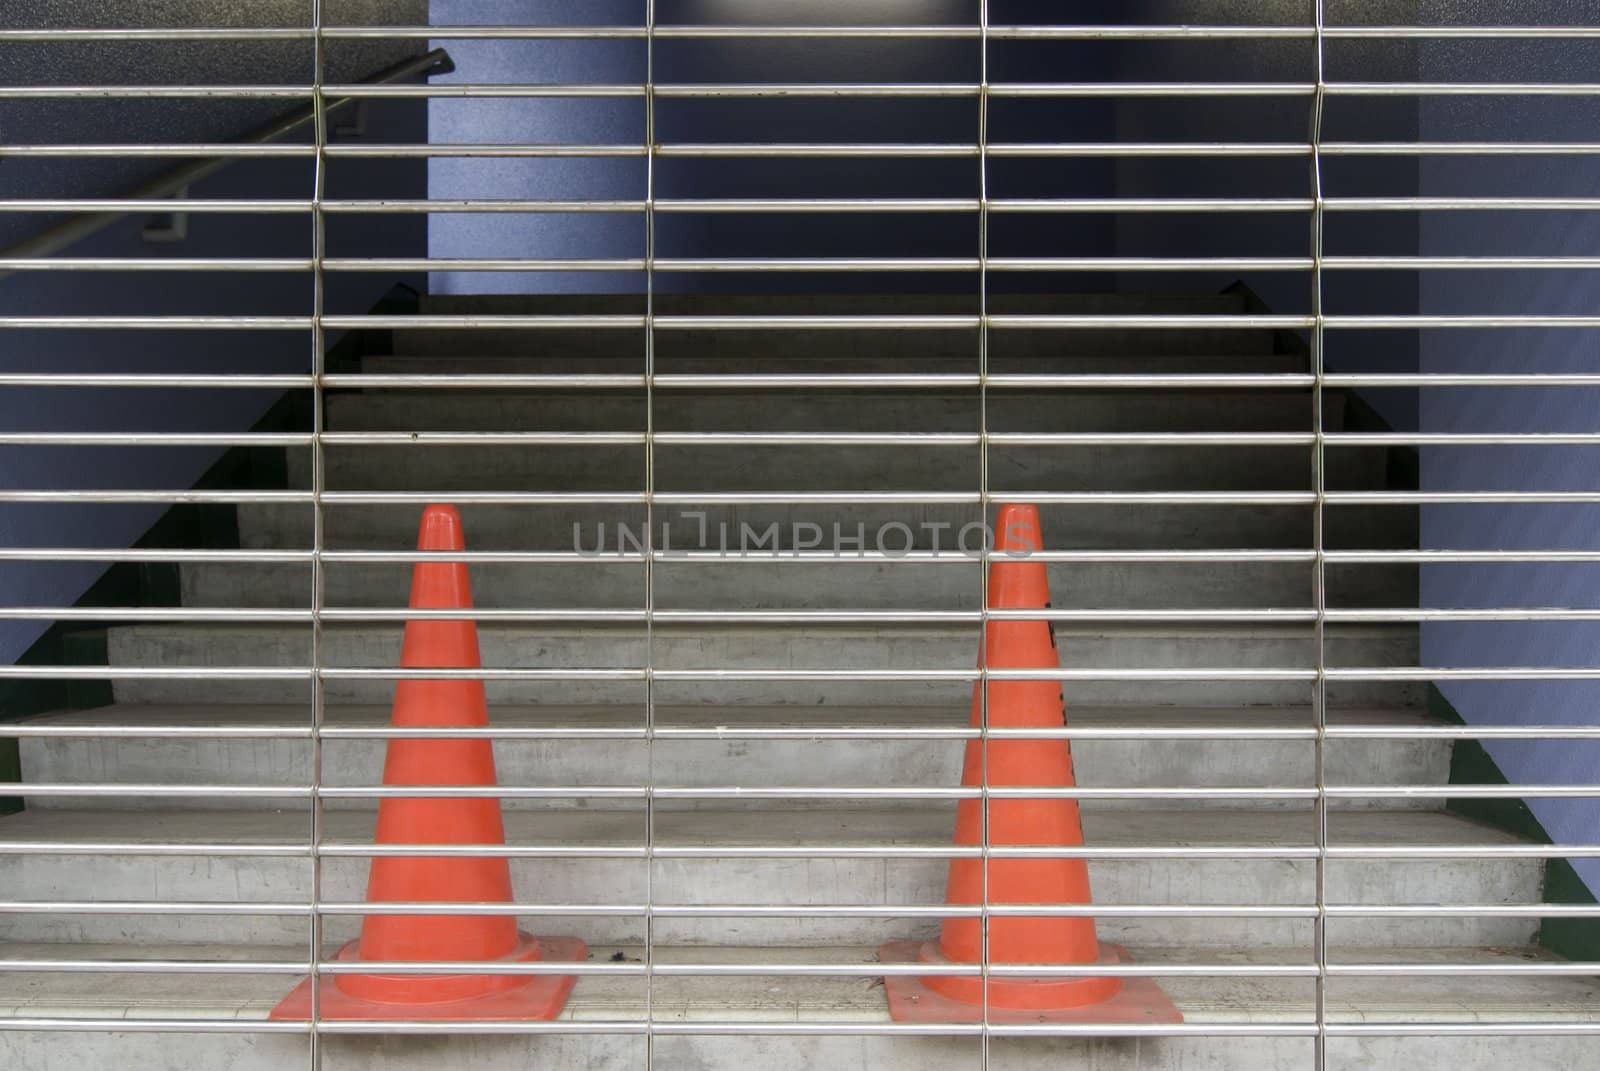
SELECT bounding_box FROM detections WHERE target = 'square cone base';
[878,940,1182,1026]
[270,936,588,1021]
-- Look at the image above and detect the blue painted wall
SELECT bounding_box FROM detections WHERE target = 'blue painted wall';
[428,1,1119,297]
[1416,2,1600,894]
[0,0,428,668]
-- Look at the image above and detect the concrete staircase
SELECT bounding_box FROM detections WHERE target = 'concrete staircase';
[5,291,1594,1069]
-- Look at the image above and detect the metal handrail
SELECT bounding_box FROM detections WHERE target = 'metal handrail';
[0,48,454,266]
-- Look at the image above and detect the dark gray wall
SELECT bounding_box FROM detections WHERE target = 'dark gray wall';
[0,0,429,667]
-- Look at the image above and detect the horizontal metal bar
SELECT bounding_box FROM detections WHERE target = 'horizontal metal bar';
[1330,491,1600,505]
[34,196,1600,216]
[993,256,1308,271]
[177,370,1309,392]
[1328,255,1600,269]
[0,144,317,158]
[332,143,648,158]
[0,666,1345,685]
[0,958,305,974]
[985,373,1315,389]
[1329,608,1600,622]
[1327,141,1600,156]
[655,257,976,272]
[989,143,1309,157]
[663,142,973,158]
[989,432,1313,446]
[21,253,1600,275]
[0,490,312,504]
[0,549,316,563]
[1328,550,1600,564]
[11,721,1600,742]
[0,432,310,447]
[10,783,1595,801]
[323,373,643,389]
[0,1017,1269,1038]
[323,491,646,504]
[658,198,976,213]
[651,373,973,389]
[1337,81,1600,96]
[0,666,310,680]
[1,900,1529,922]
[653,315,976,330]
[0,258,309,273]
[1028,550,1319,565]
[1329,432,1600,445]
[648,491,978,504]
[987,314,1313,329]
[326,258,645,273]
[0,1020,1592,1039]
[653,431,975,446]
[0,315,311,329]
[1329,197,1600,211]
[11,312,1595,333]
[0,900,1307,919]
[1331,667,1600,681]
[1010,492,1314,505]
[11,24,1600,43]
[1330,373,1600,387]
[320,431,644,446]
[0,83,630,100]
[0,373,308,388]
[2,198,305,212]
[33,140,1600,161]
[21,662,1530,685]
[24,81,1600,103]
[328,199,646,214]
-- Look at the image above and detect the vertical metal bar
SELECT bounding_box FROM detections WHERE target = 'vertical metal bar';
[977,6,993,1069]
[1309,4,1331,1070]
[307,2,329,1068]
[643,4,659,1067]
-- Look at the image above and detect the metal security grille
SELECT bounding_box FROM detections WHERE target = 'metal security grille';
[4,4,1600,1070]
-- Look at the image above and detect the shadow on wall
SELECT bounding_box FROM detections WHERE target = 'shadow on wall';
[0,0,429,668]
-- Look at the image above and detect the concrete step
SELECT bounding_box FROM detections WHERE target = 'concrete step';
[16,705,1448,814]
[396,292,1278,360]
[235,500,1418,553]
[180,556,1417,613]
[282,440,1386,494]
[3,941,1592,1070]
[324,385,1345,434]
[0,807,1539,949]
[102,622,1421,707]
[1,943,1594,1070]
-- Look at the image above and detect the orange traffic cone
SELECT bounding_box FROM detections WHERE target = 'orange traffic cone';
[879,503,1181,1024]
[272,504,586,1021]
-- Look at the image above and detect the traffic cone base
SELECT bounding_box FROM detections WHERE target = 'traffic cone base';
[268,504,586,1022]
[270,935,587,1021]
[878,940,1182,1025]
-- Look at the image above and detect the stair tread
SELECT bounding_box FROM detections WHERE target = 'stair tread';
[0,805,1528,850]
[0,942,1592,1024]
